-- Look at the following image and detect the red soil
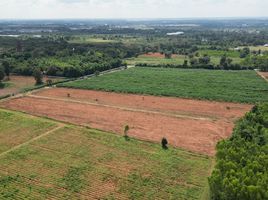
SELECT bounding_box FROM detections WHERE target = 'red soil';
[1,88,252,156]
[257,71,268,82]
[0,75,63,97]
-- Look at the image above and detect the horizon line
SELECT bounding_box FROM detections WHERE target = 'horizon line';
[0,16,268,21]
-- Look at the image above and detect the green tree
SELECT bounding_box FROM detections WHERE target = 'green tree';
[161,138,168,149]
[2,61,10,79]
[0,66,5,82]
[165,52,172,59]
[33,68,43,85]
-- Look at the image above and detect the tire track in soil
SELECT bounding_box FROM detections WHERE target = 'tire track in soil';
[28,94,216,122]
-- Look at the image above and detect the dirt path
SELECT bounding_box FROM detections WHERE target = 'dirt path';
[257,71,268,82]
[34,88,251,120]
[28,94,214,121]
[0,124,64,158]
[0,97,237,156]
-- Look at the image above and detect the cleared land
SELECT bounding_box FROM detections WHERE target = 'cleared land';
[1,88,251,155]
[0,75,64,98]
[59,67,268,103]
[0,109,212,199]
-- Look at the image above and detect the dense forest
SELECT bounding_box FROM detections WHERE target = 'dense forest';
[209,104,268,200]
[0,37,140,77]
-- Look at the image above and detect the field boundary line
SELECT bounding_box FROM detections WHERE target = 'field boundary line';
[256,71,268,82]
[28,94,216,121]
[0,124,65,158]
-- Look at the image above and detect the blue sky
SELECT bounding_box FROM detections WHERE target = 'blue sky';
[0,0,267,19]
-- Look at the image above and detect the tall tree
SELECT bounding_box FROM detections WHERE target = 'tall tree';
[0,66,5,82]
[2,61,10,79]
[33,68,43,85]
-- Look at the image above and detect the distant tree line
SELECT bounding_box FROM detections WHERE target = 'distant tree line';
[0,37,138,77]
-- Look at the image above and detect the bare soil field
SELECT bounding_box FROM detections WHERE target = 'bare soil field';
[0,75,63,97]
[0,88,252,156]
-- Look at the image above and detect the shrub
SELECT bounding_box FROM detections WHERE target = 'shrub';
[124,125,130,140]
[161,138,168,149]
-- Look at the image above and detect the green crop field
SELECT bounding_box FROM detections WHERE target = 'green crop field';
[0,109,57,153]
[126,50,244,66]
[59,67,268,104]
[0,109,212,199]
[198,50,241,58]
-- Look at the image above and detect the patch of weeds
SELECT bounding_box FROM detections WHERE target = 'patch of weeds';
[61,166,85,193]
[0,174,21,187]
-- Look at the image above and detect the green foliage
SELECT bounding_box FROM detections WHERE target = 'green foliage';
[209,104,268,200]
[61,166,85,193]
[0,66,5,81]
[0,37,138,77]
[60,67,268,103]
[124,125,130,140]
[2,60,10,77]
[32,68,43,85]
[161,138,168,149]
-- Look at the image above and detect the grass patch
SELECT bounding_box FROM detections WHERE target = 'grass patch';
[59,67,268,103]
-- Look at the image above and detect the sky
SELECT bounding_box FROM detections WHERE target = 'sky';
[0,0,267,19]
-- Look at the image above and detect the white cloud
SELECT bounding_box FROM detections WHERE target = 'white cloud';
[0,0,267,19]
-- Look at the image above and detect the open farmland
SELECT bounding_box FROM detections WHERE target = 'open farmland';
[0,109,212,199]
[0,88,251,156]
[126,53,187,65]
[0,109,57,154]
[0,75,64,98]
[59,67,268,104]
[126,51,243,66]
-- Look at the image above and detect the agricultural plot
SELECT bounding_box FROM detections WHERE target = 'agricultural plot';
[126,51,243,66]
[59,67,268,104]
[126,53,187,65]
[68,36,117,44]
[0,88,251,155]
[239,46,268,52]
[0,109,57,154]
[0,109,212,199]
[0,75,64,98]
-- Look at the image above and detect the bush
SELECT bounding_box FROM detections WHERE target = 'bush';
[124,125,130,140]
[161,138,168,149]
